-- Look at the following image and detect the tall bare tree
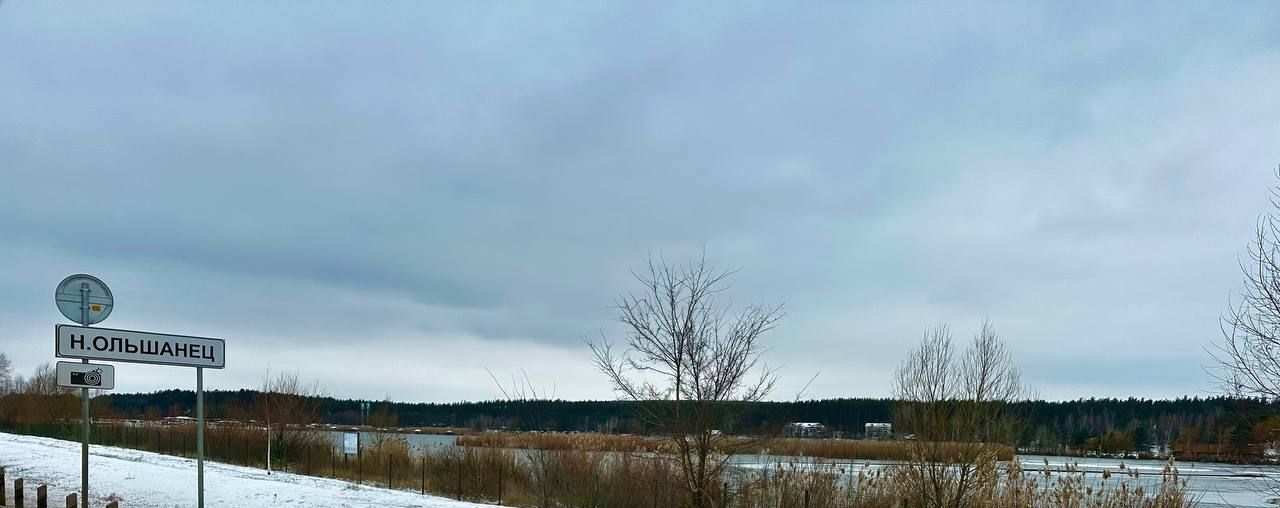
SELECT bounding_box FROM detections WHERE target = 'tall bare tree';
[254,370,326,473]
[1213,169,1280,401]
[892,321,1026,508]
[589,254,783,508]
[1210,168,1280,497]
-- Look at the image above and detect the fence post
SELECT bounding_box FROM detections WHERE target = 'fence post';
[14,477,23,508]
[36,484,47,508]
[65,492,76,508]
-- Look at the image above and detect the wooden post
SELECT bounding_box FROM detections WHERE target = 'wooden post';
[14,477,23,508]
[35,484,46,508]
[65,493,76,508]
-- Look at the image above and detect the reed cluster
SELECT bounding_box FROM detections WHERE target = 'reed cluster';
[730,457,1196,508]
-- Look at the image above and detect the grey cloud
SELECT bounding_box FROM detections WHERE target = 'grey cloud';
[1,1,1278,400]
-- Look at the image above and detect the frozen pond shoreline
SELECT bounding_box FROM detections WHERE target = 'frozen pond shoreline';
[329,431,1279,507]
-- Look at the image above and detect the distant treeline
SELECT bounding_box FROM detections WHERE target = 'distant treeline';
[96,390,1279,458]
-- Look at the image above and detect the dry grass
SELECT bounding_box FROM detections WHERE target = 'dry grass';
[458,432,1015,462]
[751,437,1015,462]
[458,432,674,453]
[732,457,1197,508]
[3,423,1197,507]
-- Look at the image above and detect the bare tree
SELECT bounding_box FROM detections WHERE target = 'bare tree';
[488,370,563,508]
[892,321,1026,508]
[0,351,11,395]
[1213,169,1280,401]
[253,370,326,473]
[1210,168,1280,497]
[588,253,783,508]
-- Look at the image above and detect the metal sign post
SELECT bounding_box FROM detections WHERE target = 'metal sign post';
[197,367,204,508]
[53,274,224,508]
[55,274,113,508]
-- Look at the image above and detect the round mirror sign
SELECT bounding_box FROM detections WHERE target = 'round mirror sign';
[54,274,113,325]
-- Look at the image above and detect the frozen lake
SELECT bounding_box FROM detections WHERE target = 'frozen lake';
[1016,455,1279,508]
[325,431,1280,507]
[730,454,1280,508]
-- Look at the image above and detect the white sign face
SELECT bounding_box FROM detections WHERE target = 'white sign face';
[343,432,359,455]
[55,324,225,369]
[56,361,115,390]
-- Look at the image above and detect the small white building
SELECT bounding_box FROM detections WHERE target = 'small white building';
[865,422,892,440]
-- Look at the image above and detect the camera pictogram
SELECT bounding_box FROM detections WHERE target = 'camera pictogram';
[71,368,104,386]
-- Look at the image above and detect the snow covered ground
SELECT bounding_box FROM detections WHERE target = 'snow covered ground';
[0,432,495,507]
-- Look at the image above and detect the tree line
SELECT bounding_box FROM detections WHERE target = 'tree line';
[78,388,1273,454]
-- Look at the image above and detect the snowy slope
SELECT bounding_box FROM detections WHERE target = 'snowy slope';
[0,432,495,507]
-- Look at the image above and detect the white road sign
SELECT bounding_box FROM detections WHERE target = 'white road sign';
[56,324,225,369]
[56,361,116,390]
[343,432,359,455]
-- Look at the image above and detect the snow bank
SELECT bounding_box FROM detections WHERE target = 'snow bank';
[0,432,495,507]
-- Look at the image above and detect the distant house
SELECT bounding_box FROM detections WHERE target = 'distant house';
[864,422,892,440]
[784,422,828,438]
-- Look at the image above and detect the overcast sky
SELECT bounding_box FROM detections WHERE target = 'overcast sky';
[2,2,1278,403]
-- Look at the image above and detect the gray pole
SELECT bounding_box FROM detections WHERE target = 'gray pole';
[197,367,205,508]
[79,282,90,508]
